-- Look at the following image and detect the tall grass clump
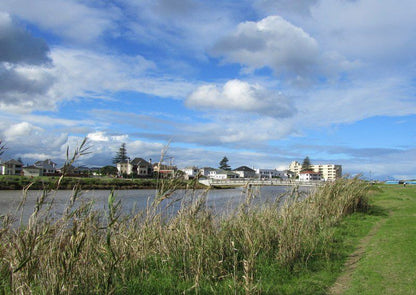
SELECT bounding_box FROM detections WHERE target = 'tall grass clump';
[0,142,371,294]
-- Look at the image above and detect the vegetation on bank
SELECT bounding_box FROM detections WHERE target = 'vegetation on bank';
[0,175,207,190]
[0,175,374,294]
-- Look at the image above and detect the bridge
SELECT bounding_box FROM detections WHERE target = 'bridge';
[198,178,322,187]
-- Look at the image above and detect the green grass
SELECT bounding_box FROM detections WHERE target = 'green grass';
[344,185,416,295]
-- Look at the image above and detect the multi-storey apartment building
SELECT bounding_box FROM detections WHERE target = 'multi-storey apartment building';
[289,161,342,181]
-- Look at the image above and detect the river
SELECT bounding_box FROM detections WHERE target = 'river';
[0,186,309,222]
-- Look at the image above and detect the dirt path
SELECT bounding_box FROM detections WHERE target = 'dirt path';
[328,216,388,295]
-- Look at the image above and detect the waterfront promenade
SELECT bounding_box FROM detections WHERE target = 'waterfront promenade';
[199,178,321,187]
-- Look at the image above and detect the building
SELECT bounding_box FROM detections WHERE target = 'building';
[132,158,153,176]
[233,166,256,178]
[23,166,43,177]
[153,163,177,178]
[199,167,216,177]
[208,169,239,179]
[299,170,322,181]
[34,159,57,175]
[289,161,342,181]
[181,166,199,179]
[116,158,153,177]
[255,168,287,179]
[0,159,23,175]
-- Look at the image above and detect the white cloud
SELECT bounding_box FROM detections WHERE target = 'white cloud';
[186,79,296,118]
[3,122,42,141]
[212,15,358,83]
[212,16,319,76]
[87,131,109,142]
[0,0,119,43]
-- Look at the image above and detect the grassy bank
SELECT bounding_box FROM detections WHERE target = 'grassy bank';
[0,175,206,190]
[341,185,416,294]
[0,177,374,294]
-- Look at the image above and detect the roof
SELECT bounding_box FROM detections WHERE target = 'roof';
[233,166,255,172]
[6,159,23,165]
[23,165,42,170]
[130,158,151,166]
[213,169,238,176]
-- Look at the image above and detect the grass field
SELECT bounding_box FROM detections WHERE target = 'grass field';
[342,185,416,294]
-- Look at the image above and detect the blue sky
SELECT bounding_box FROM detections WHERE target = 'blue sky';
[0,0,415,180]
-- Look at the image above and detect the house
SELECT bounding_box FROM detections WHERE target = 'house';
[116,158,153,177]
[34,159,57,175]
[233,166,256,178]
[208,169,239,180]
[181,166,199,179]
[299,170,322,182]
[132,158,153,176]
[199,167,216,177]
[0,159,23,175]
[23,166,43,177]
[153,163,177,178]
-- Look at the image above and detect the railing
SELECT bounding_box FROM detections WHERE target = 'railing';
[199,178,322,187]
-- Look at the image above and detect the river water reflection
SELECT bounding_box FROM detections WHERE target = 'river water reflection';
[0,186,310,222]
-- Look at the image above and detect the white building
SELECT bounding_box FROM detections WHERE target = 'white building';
[255,168,287,179]
[181,166,199,179]
[299,170,322,182]
[289,161,342,181]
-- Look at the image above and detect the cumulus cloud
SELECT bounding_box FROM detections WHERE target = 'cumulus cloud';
[212,16,320,76]
[0,12,56,112]
[212,15,356,82]
[0,12,51,65]
[3,121,42,141]
[186,79,296,118]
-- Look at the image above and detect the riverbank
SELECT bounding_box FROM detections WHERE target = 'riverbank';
[0,175,207,190]
[0,177,374,294]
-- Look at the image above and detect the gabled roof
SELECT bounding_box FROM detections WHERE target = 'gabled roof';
[6,159,23,165]
[130,157,151,166]
[34,159,56,169]
[212,169,238,176]
[233,166,255,172]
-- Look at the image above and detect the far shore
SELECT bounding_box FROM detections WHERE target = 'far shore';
[0,175,208,191]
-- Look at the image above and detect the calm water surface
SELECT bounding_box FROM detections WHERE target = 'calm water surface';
[0,186,308,222]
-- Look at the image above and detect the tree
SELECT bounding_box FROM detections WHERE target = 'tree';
[0,140,6,156]
[301,156,311,171]
[219,156,231,170]
[112,143,129,164]
[100,165,118,176]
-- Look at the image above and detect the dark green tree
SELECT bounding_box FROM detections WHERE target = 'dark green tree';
[100,165,118,176]
[219,156,231,170]
[301,156,312,171]
[112,143,128,164]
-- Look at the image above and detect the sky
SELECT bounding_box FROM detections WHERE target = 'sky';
[0,0,415,180]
